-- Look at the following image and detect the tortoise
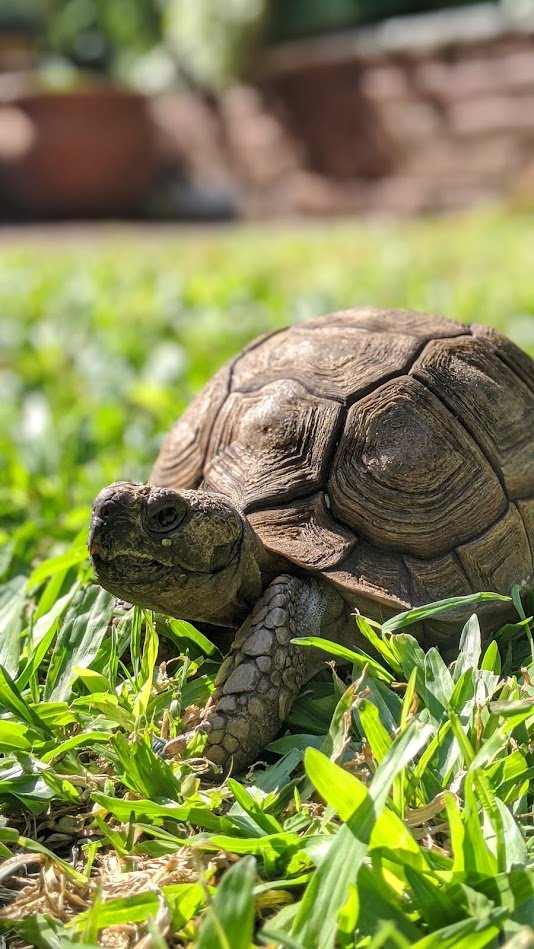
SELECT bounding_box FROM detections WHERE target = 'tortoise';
[89,307,534,771]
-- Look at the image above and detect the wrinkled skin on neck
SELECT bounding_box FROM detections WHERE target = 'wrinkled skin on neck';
[88,482,268,627]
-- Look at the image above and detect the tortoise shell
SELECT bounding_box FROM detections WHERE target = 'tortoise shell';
[150,308,534,625]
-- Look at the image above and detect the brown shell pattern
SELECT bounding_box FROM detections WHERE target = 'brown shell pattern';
[150,308,534,607]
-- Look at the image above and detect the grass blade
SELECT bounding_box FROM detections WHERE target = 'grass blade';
[293,635,394,682]
[44,585,114,700]
[291,721,431,947]
[382,593,510,634]
[0,665,52,736]
[357,698,392,763]
[197,856,256,949]
[453,614,482,681]
[0,577,27,677]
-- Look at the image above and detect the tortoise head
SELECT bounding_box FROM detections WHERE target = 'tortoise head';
[88,482,264,625]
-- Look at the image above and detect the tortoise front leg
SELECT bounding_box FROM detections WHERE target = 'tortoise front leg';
[163,574,347,773]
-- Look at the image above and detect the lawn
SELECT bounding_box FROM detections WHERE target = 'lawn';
[1,211,533,947]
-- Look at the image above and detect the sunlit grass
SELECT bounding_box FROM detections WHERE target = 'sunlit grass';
[0,210,533,946]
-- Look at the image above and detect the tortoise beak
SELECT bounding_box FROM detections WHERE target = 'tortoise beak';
[88,482,144,563]
[88,515,107,559]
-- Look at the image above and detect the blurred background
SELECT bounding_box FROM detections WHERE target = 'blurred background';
[1,0,534,584]
[1,0,534,221]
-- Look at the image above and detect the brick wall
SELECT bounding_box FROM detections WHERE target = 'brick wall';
[241,4,534,215]
[150,3,534,218]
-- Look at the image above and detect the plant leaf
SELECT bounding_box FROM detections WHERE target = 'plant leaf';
[197,856,256,949]
[291,720,431,947]
[44,585,114,700]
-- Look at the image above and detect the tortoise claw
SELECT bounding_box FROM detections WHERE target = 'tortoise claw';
[151,736,167,757]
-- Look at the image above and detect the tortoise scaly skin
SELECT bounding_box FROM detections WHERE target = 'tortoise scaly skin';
[89,308,534,772]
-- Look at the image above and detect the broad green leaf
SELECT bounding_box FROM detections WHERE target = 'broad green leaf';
[300,748,427,871]
[363,677,402,734]
[28,584,79,647]
[462,779,499,877]
[0,720,34,752]
[290,817,359,947]
[92,793,227,834]
[0,665,52,735]
[167,881,211,931]
[288,689,338,734]
[0,913,69,948]
[382,593,510,633]
[255,747,303,793]
[197,856,256,949]
[320,678,361,764]
[15,834,87,883]
[166,617,220,656]
[469,728,509,772]
[404,865,464,930]
[487,749,532,804]
[444,791,466,875]
[483,795,528,871]
[0,576,27,676]
[28,545,88,589]
[476,867,534,914]
[357,699,392,763]
[424,647,454,712]
[490,698,534,718]
[356,614,402,673]
[72,668,110,693]
[473,768,508,871]
[292,721,431,947]
[389,635,427,694]
[44,585,113,700]
[293,636,394,683]
[357,862,422,943]
[69,883,206,933]
[190,832,301,862]
[336,882,359,946]
[410,911,503,948]
[453,614,481,681]
[40,731,114,763]
[449,669,475,714]
[410,718,451,784]
[111,734,183,799]
[17,606,67,692]
[481,639,501,674]
[297,678,363,804]
[227,779,282,836]
[33,702,77,728]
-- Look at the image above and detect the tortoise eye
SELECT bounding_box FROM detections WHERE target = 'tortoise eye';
[147,504,185,533]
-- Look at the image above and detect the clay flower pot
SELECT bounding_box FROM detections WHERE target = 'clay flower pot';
[0,84,155,217]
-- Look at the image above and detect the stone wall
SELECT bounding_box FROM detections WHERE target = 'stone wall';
[251,3,534,215]
[151,2,534,217]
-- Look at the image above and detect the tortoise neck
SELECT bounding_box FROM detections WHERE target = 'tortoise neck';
[231,517,268,617]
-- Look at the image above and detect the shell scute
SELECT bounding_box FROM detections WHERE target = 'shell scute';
[457,504,533,593]
[411,335,534,498]
[150,363,231,490]
[204,379,341,511]
[324,541,412,621]
[233,322,424,401]
[329,375,507,558]
[305,307,466,338]
[248,494,355,571]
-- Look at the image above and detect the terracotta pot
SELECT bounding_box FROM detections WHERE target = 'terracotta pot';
[0,85,155,217]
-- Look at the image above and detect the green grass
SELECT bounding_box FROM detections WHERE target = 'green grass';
[1,210,534,947]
